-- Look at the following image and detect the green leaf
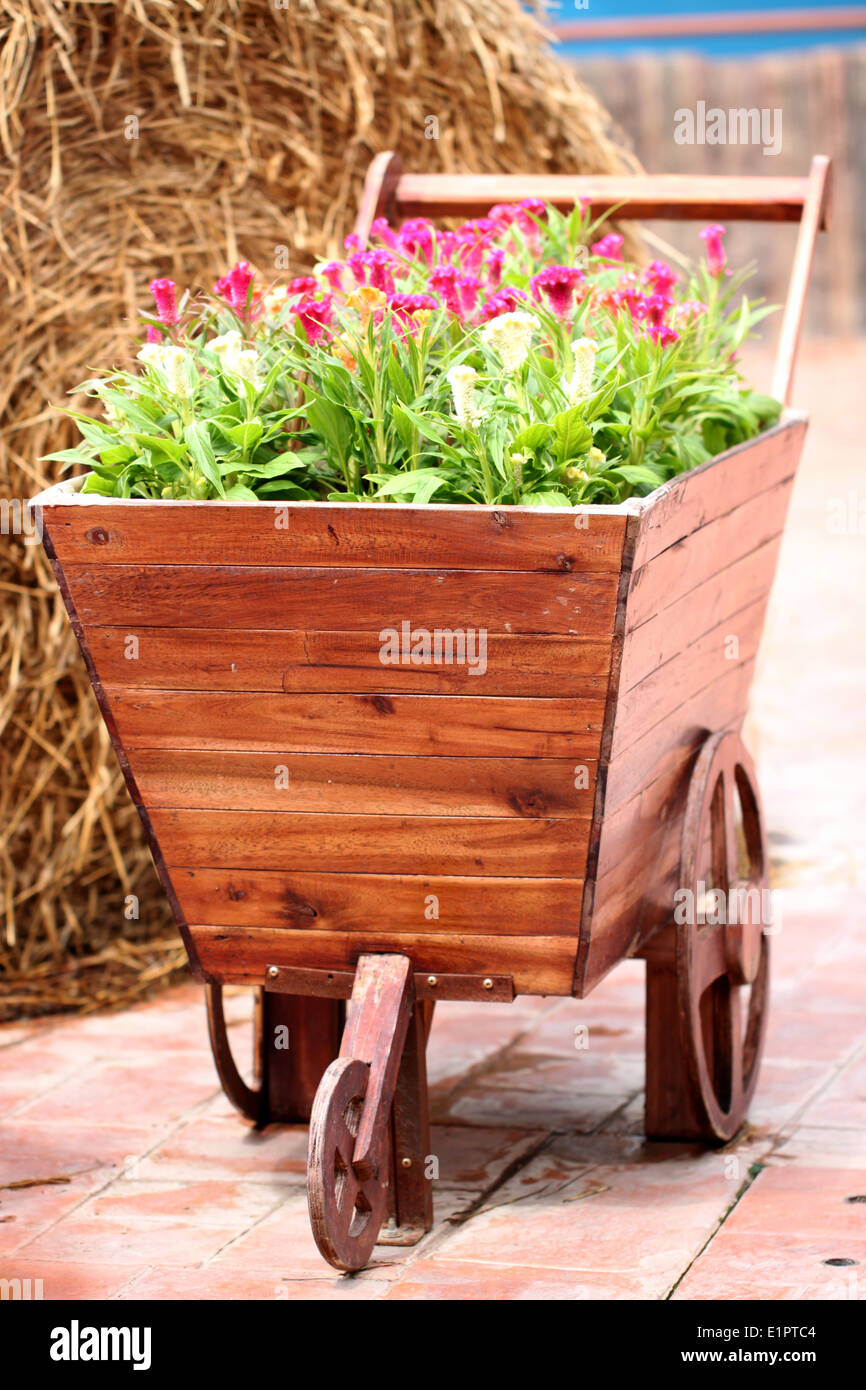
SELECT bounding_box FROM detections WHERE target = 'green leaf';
[551,408,593,463]
[185,421,225,497]
[510,422,554,453]
[224,420,264,452]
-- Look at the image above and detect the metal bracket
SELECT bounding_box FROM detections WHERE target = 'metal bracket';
[264,964,513,1003]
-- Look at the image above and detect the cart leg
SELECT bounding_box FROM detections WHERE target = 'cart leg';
[206,984,342,1126]
[308,954,417,1272]
[378,1001,435,1245]
[644,932,707,1140]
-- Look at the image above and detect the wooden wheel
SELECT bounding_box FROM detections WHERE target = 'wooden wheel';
[306,954,429,1273]
[308,1058,390,1271]
[676,730,771,1142]
[204,984,342,1127]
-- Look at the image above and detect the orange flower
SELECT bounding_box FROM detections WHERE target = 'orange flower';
[346,285,387,326]
[332,336,357,371]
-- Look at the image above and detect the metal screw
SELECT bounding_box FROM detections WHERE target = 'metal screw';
[427,975,438,987]
[482,977,494,990]
[267,966,279,979]
[401,1157,412,1168]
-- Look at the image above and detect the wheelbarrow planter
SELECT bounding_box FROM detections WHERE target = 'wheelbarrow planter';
[32,155,830,1273]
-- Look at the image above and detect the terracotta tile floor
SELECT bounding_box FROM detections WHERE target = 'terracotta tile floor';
[1,342,864,1300]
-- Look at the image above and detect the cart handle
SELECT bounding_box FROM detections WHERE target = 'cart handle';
[354,153,831,408]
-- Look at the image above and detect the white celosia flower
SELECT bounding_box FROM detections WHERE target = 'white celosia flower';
[480,311,536,373]
[234,349,261,387]
[210,331,259,388]
[209,330,244,373]
[565,337,597,403]
[447,365,484,429]
[136,342,189,397]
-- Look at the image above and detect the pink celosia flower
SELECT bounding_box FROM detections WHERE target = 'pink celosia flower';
[480,287,528,321]
[365,248,396,295]
[429,265,460,314]
[699,224,728,278]
[321,261,345,292]
[640,293,671,329]
[672,299,707,327]
[291,295,333,344]
[643,260,678,298]
[146,323,162,343]
[615,272,643,318]
[371,217,400,250]
[287,276,318,298]
[486,247,504,291]
[344,233,362,254]
[347,252,367,286]
[214,261,255,310]
[399,219,435,266]
[591,233,624,261]
[531,265,585,318]
[457,274,481,317]
[646,324,680,347]
[437,230,459,262]
[149,278,178,326]
[517,198,546,232]
[487,203,521,229]
[388,292,437,335]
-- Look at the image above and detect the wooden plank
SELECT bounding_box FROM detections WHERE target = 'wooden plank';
[393,173,824,225]
[62,564,619,635]
[630,417,805,572]
[603,656,756,815]
[626,482,793,632]
[191,925,579,996]
[173,868,583,936]
[109,689,606,758]
[613,599,766,759]
[151,808,591,878]
[130,750,596,818]
[40,501,627,572]
[85,627,612,697]
[620,540,782,694]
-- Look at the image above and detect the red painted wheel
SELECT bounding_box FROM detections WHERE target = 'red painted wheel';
[307,1058,390,1272]
[676,731,771,1142]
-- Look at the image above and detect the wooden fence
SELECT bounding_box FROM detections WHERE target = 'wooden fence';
[575,44,865,335]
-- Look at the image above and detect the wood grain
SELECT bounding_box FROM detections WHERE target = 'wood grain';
[109,689,606,758]
[619,541,782,694]
[174,867,584,936]
[85,626,612,697]
[130,750,595,818]
[40,500,628,572]
[151,808,591,878]
[192,925,579,996]
[62,564,619,635]
[630,416,806,571]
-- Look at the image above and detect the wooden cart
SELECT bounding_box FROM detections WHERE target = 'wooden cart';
[33,155,830,1272]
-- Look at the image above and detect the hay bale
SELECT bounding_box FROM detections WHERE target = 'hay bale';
[0,0,636,1017]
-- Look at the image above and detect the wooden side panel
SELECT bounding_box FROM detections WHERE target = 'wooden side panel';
[150,808,591,878]
[131,751,596,818]
[58,565,619,635]
[84,627,611,697]
[175,869,583,937]
[578,417,807,994]
[107,690,605,758]
[42,501,627,572]
[192,925,578,996]
[36,497,628,996]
